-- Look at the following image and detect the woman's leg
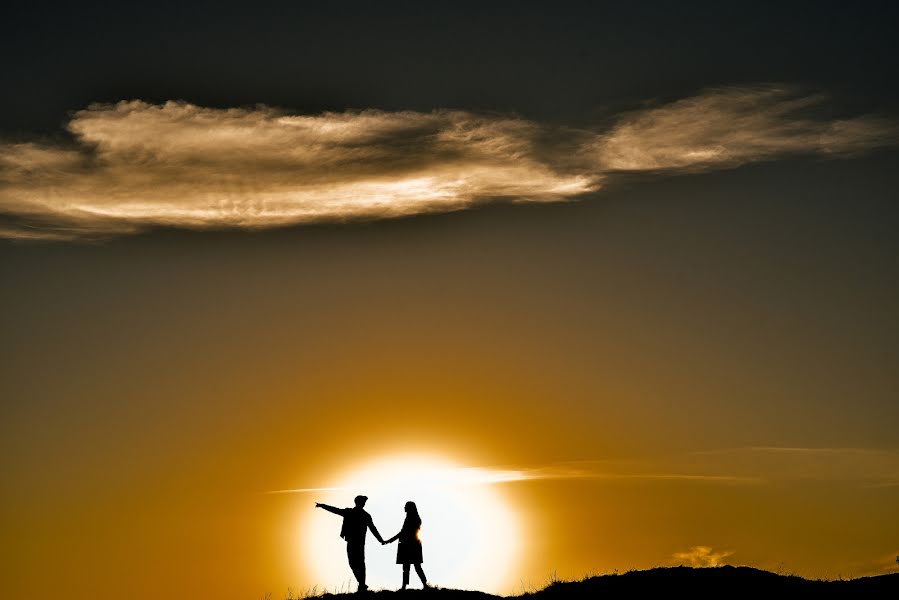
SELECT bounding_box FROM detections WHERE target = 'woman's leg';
[402,564,410,589]
[414,563,428,587]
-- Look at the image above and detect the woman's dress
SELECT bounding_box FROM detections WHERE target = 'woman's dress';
[396,516,423,565]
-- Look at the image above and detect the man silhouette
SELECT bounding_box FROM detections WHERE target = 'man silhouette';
[315,495,386,592]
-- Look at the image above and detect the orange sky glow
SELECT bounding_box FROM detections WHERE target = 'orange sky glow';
[3,5,899,600]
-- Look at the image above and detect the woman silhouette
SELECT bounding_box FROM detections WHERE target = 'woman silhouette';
[384,501,428,589]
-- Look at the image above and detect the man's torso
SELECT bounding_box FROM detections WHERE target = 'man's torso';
[341,508,371,544]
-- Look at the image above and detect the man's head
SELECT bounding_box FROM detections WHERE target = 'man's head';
[354,495,368,508]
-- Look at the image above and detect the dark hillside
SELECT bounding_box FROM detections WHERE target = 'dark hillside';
[317,566,899,599]
[535,566,898,597]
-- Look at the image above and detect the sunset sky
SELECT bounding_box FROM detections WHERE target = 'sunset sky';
[2,2,899,599]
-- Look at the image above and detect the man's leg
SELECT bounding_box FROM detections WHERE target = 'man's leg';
[347,543,367,590]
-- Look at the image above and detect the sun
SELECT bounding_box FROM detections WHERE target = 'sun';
[300,454,522,593]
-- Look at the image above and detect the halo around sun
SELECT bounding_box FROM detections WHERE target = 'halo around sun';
[300,454,522,592]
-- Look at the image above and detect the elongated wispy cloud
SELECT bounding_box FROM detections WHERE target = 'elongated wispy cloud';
[266,447,899,494]
[595,87,897,171]
[1,86,895,240]
[685,446,899,487]
[267,467,536,494]
[264,459,760,495]
[547,447,899,487]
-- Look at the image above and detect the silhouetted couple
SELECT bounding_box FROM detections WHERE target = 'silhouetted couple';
[316,495,428,592]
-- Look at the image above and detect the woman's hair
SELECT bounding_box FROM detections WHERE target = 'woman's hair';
[404,501,421,523]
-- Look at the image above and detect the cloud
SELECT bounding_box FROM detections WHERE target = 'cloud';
[672,546,735,568]
[1,86,895,240]
[266,487,347,495]
[685,447,899,486]
[267,446,899,494]
[480,447,899,488]
[267,461,761,494]
[504,462,762,485]
[0,103,596,241]
[266,466,531,494]
[595,86,898,171]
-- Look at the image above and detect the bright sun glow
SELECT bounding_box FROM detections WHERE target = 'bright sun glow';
[300,455,522,593]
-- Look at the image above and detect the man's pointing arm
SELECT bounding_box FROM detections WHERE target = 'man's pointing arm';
[315,503,347,516]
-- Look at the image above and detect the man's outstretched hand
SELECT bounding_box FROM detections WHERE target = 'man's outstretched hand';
[315,502,323,508]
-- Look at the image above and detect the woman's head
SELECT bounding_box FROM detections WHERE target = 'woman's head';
[404,501,419,518]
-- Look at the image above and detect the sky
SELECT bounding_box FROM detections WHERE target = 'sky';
[1,1,899,598]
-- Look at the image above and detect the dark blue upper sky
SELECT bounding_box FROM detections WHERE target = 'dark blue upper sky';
[2,1,897,134]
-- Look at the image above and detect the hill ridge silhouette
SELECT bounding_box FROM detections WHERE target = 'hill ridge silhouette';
[311,566,899,599]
